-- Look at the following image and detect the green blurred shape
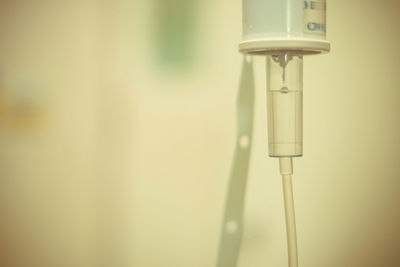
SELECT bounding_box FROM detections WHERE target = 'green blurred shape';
[155,0,197,67]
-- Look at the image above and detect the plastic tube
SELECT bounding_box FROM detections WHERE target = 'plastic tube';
[279,157,298,267]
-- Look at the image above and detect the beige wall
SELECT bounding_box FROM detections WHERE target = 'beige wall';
[0,0,399,266]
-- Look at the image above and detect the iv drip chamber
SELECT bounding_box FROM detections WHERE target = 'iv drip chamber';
[237,1,331,267]
[267,52,303,157]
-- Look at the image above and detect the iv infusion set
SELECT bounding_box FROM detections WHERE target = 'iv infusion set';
[241,0,330,266]
[217,1,330,267]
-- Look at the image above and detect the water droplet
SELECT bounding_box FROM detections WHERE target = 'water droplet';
[280,87,289,94]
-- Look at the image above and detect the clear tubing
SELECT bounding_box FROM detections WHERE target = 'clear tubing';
[279,157,298,267]
[266,53,303,157]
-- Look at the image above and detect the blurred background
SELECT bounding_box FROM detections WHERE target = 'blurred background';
[0,0,400,266]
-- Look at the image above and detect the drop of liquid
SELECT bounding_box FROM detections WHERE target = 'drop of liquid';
[280,86,289,94]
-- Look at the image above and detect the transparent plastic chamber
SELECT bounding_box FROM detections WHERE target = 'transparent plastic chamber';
[240,0,328,157]
[242,0,326,40]
[240,0,329,55]
[267,53,303,157]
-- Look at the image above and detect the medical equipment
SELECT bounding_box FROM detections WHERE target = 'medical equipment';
[240,1,330,266]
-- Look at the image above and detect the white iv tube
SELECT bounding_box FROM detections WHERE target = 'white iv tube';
[280,157,298,267]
